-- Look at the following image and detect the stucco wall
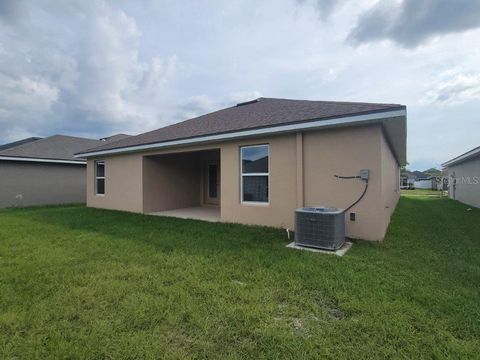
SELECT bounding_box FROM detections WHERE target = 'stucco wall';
[87,153,143,213]
[0,161,86,207]
[221,134,298,229]
[303,125,393,240]
[447,157,480,208]
[380,131,400,234]
[86,124,401,240]
[143,152,201,213]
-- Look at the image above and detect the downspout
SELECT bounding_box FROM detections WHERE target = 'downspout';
[296,131,304,208]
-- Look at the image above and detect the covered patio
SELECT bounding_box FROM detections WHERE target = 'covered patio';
[142,148,221,219]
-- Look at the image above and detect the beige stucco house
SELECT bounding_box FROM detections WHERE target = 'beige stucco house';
[77,98,407,241]
[443,146,480,208]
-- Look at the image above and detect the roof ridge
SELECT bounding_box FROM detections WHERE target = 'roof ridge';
[0,137,43,152]
[260,97,403,107]
[0,134,102,158]
[0,137,50,155]
[96,99,403,151]
[48,134,100,141]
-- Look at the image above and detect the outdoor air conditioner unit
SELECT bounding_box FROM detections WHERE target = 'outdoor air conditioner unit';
[295,206,345,250]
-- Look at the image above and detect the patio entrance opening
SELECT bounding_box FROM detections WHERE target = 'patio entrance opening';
[143,148,220,221]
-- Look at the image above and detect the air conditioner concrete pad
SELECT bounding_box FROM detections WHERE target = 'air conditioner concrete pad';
[286,241,352,256]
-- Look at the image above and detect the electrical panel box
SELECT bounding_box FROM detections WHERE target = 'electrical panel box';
[360,169,370,181]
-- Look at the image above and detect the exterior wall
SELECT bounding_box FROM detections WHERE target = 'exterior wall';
[87,146,220,213]
[221,134,298,229]
[303,125,398,240]
[447,157,480,208]
[0,161,86,207]
[85,124,401,240]
[87,153,143,213]
[380,132,401,235]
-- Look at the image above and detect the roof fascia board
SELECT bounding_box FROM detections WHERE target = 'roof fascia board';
[76,108,406,158]
[0,156,86,165]
[442,147,480,167]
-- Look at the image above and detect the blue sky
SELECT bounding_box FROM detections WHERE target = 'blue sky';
[0,0,479,170]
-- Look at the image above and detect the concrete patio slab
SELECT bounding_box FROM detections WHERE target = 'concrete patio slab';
[286,241,352,256]
[149,206,221,222]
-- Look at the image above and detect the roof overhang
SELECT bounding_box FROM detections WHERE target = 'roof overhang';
[76,108,407,164]
[442,146,480,168]
[0,156,86,165]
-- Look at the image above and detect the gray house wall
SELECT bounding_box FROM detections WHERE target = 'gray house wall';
[0,161,86,208]
[447,156,480,208]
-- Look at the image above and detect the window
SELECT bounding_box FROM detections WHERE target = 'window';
[95,160,105,195]
[241,144,269,203]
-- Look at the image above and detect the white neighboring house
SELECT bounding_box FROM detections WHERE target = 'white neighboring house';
[414,177,437,190]
[442,146,480,208]
[400,171,416,189]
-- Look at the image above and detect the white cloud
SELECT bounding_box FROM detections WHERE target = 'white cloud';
[0,0,179,139]
[423,73,480,105]
[0,75,58,109]
[227,91,263,104]
[0,74,59,141]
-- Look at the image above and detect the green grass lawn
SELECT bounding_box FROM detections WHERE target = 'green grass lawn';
[0,197,479,359]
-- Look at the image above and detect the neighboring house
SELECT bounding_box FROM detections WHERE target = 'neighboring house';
[0,134,130,208]
[414,177,437,190]
[401,170,441,190]
[400,170,416,189]
[76,97,407,241]
[442,146,480,208]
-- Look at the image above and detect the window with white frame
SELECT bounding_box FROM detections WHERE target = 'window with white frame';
[241,144,269,203]
[95,160,105,195]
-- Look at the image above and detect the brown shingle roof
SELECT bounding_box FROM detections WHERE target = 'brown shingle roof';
[0,134,133,162]
[0,135,104,161]
[80,97,405,155]
[0,137,43,151]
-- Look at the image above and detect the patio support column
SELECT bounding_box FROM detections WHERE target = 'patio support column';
[296,131,304,208]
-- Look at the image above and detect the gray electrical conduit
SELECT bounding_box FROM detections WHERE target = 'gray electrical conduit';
[334,174,369,212]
